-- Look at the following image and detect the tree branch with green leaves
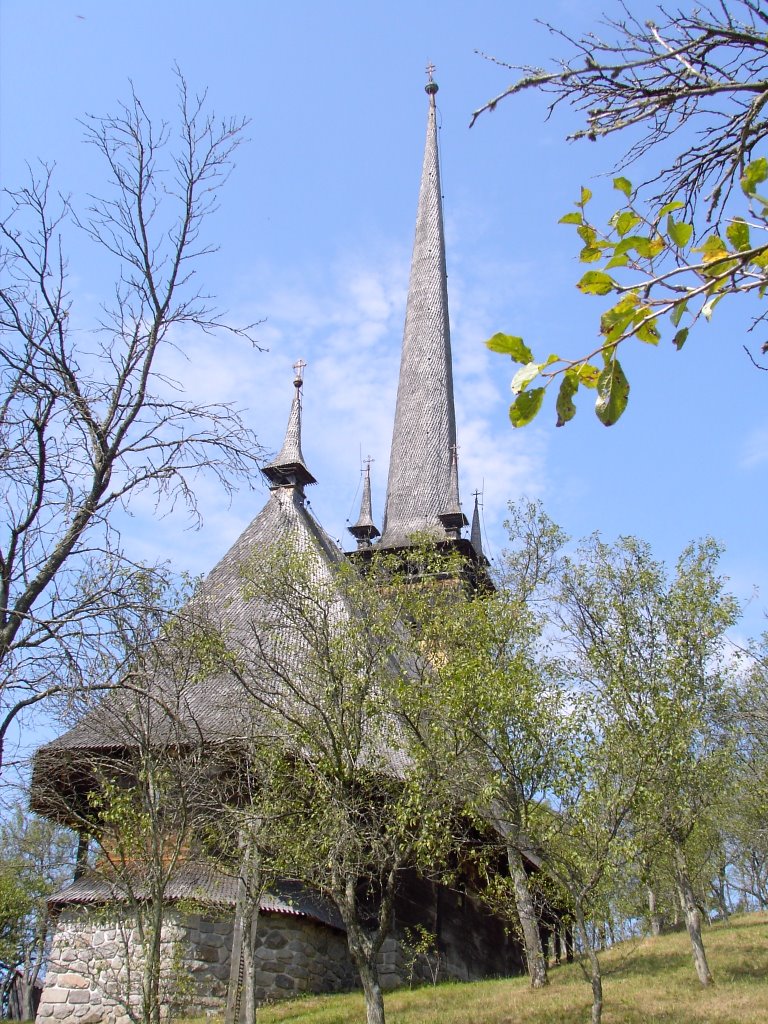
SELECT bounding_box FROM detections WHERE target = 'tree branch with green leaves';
[488,159,768,427]
[476,0,768,427]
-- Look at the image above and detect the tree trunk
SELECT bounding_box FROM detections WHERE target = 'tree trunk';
[226,835,263,1024]
[21,980,36,1022]
[564,922,574,962]
[337,878,388,1024]
[647,887,663,936]
[673,840,714,986]
[357,960,386,1024]
[143,895,165,1024]
[507,842,548,988]
[241,902,261,1024]
[712,860,730,921]
[574,903,603,1024]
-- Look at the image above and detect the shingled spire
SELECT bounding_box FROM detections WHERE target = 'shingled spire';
[379,69,461,549]
[262,360,317,491]
[348,459,380,549]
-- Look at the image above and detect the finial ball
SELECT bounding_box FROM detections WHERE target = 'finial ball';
[425,80,439,96]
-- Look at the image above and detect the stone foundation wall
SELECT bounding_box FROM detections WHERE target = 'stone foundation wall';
[36,898,501,1024]
[37,908,357,1024]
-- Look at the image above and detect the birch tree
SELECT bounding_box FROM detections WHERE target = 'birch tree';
[557,534,740,987]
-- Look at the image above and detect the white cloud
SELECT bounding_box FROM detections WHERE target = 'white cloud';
[118,239,551,576]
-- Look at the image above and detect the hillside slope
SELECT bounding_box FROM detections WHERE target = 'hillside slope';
[252,911,768,1024]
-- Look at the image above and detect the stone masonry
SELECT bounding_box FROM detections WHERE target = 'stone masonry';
[36,908,358,1024]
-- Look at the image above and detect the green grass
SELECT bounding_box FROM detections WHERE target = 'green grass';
[248,911,768,1024]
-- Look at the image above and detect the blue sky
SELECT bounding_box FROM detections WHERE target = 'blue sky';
[1,0,766,754]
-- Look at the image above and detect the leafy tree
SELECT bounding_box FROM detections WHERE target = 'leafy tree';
[228,543,464,1024]
[556,534,740,986]
[34,580,226,1024]
[541,697,649,1024]
[0,70,262,770]
[409,504,569,991]
[474,1,768,425]
[211,743,290,1024]
[725,634,768,908]
[0,804,75,1020]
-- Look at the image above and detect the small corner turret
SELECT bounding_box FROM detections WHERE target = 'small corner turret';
[262,360,317,493]
[348,459,380,550]
[438,445,468,540]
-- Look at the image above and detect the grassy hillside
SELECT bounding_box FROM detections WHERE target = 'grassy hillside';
[251,911,768,1024]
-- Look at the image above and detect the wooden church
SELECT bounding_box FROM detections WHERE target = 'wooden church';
[31,76,544,1024]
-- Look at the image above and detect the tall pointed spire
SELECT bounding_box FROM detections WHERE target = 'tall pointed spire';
[262,360,317,491]
[348,459,380,549]
[379,69,461,549]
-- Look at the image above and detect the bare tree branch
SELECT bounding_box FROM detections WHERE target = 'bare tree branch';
[472,1,768,223]
[0,72,265,771]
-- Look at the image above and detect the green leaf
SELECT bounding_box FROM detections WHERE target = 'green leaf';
[601,295,639,343]
[702,257,738,281]
[577,271,617,296]
[741,157,768,196]
[635,314,660,345]
[556,372,578,427]
[693,235,728,261]
[605,253,629,269]
[595,356,630,426]
[486,333,533,363]
[577,224,597,246]
[577,363,600,388]
[580,186,593,206]
[670,300,688,327]
[559,211,583,225]
[667,216,693,248]
[615,235,665,259]
[613,176,632,197]
[659,200,684,216]
[726,218,751,252]
[580,246,603,263]
[510,388,545,427]
[615,211,642,237]
[672,328,689,350]
[511,361,542,394]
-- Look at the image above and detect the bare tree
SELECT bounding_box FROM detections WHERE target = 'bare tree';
[472,0,768,222]
[0,70,263,769]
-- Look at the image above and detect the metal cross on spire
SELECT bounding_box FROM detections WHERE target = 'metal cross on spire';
[426,62,435,82]
[293,358,307,382]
